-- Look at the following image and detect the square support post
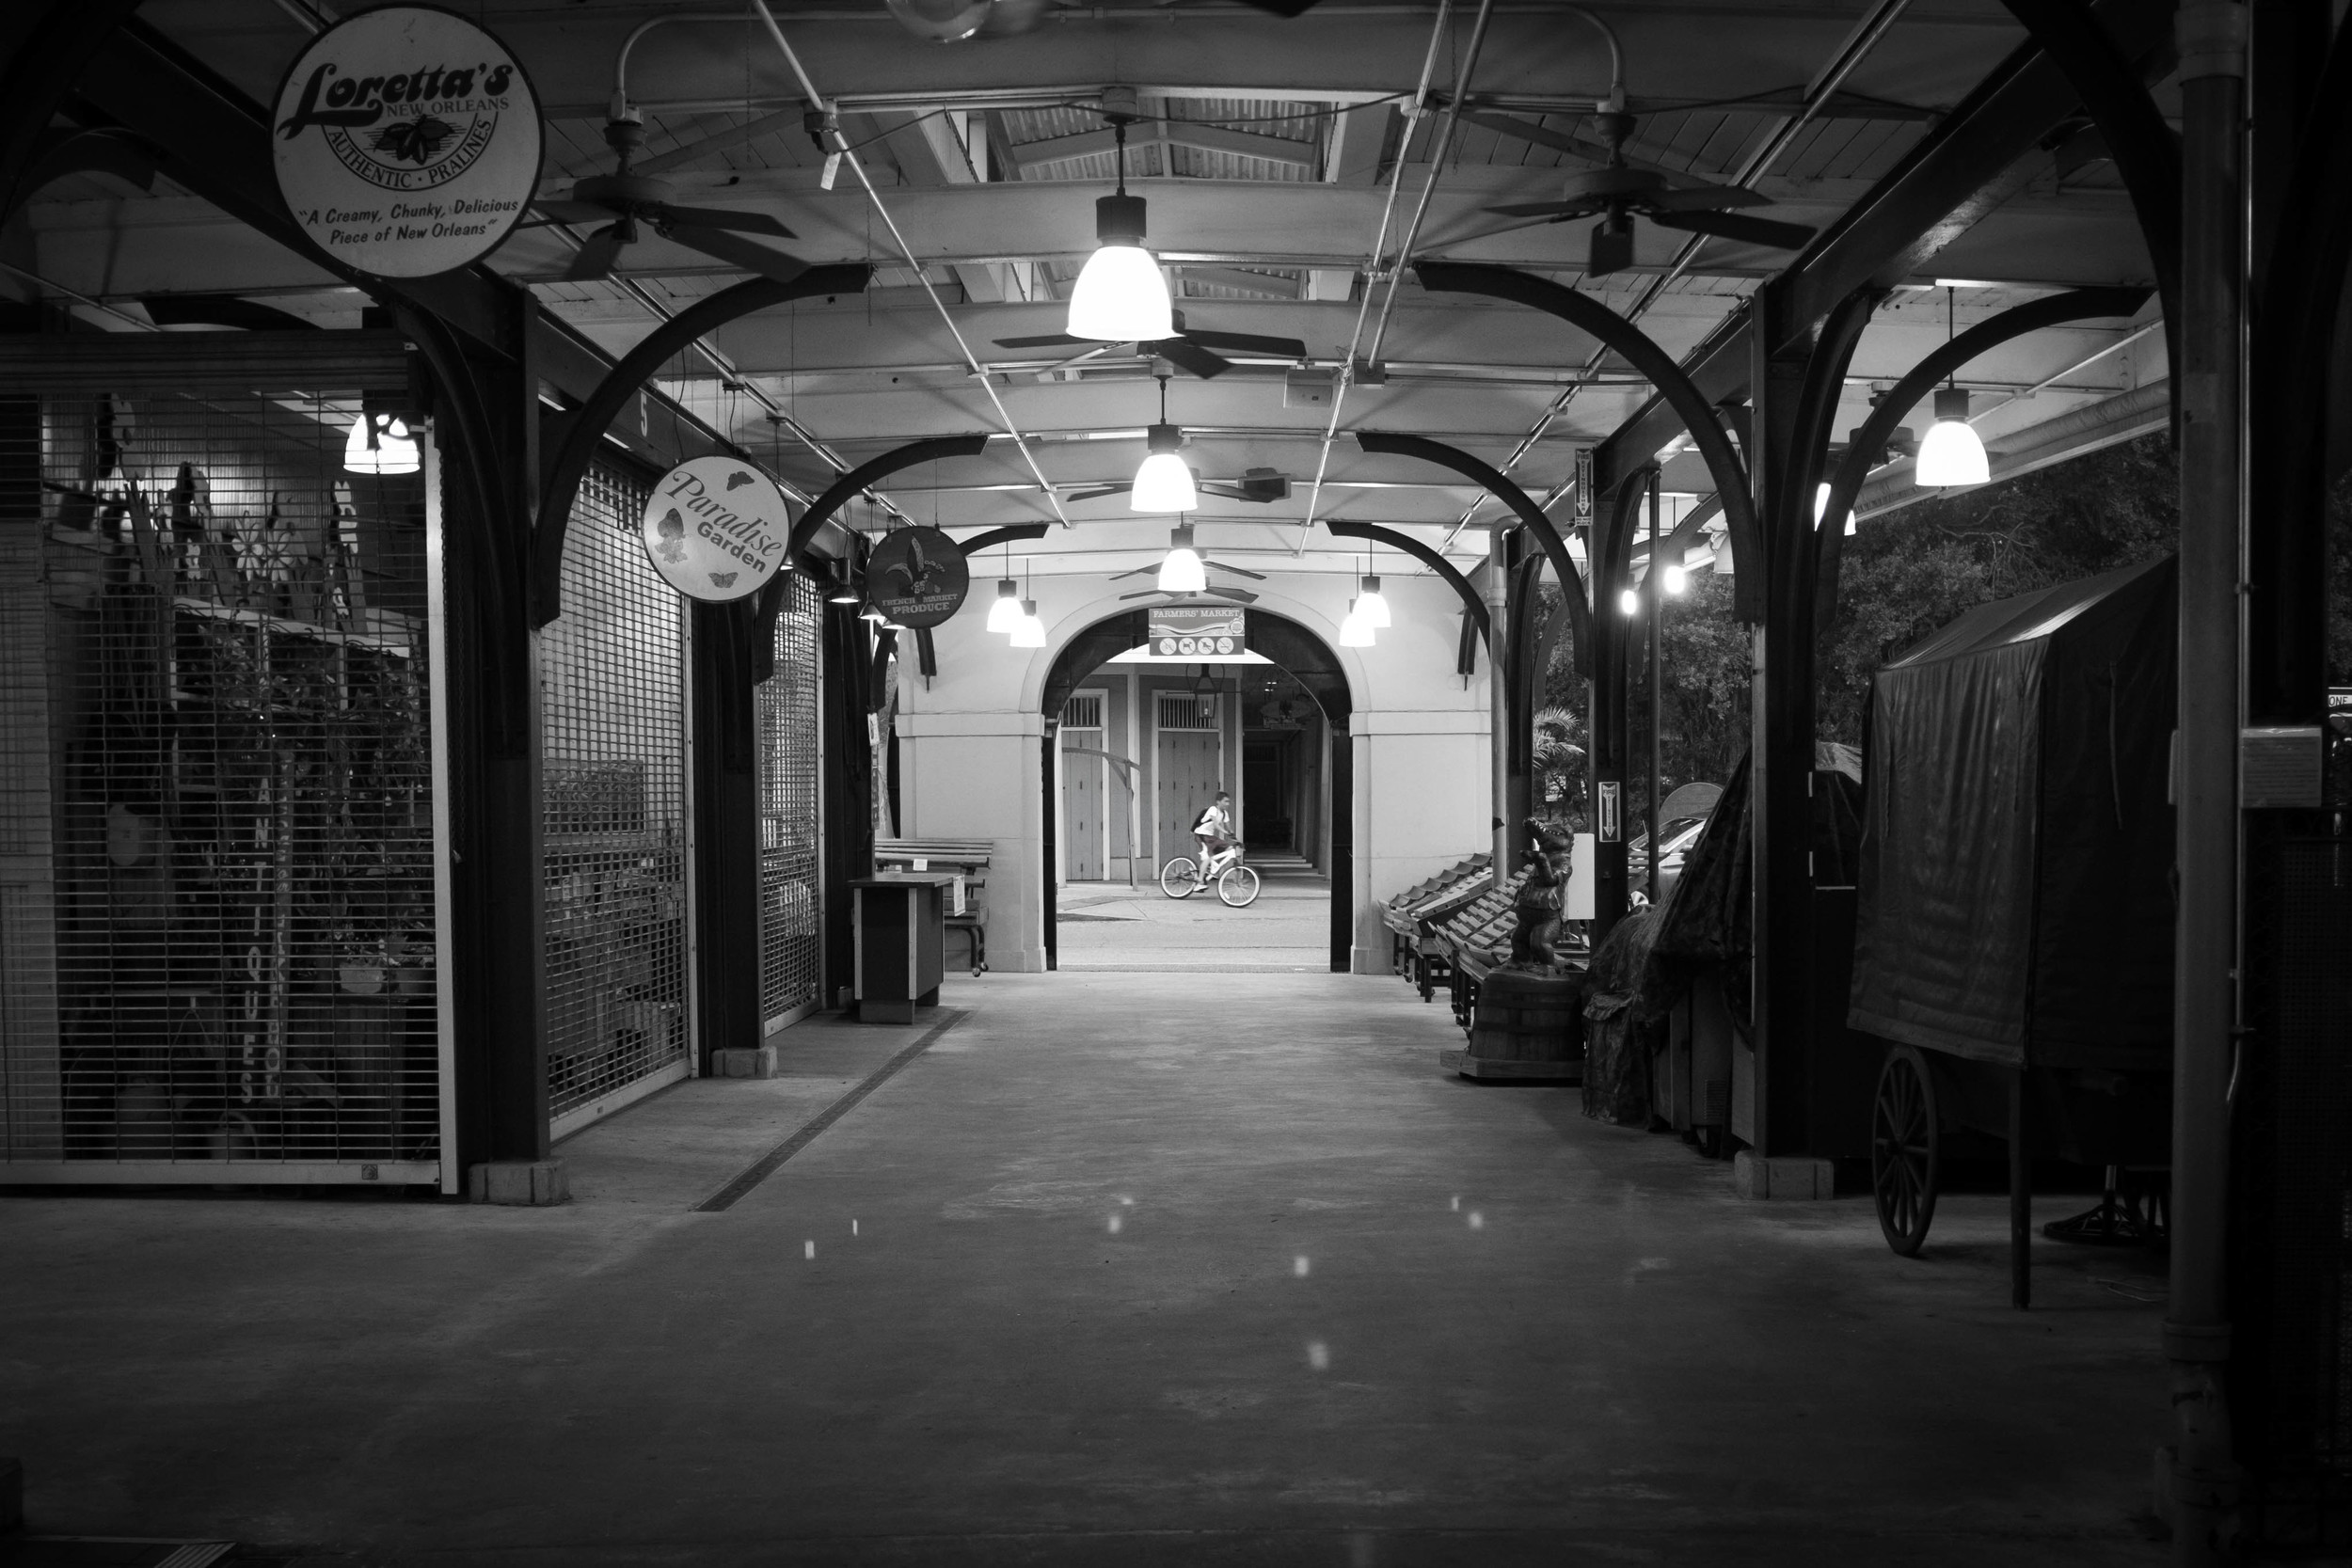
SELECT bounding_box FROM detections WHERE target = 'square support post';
[1746,295,1818,1160]
[435,289,556,1198]
[692,598,767,1071]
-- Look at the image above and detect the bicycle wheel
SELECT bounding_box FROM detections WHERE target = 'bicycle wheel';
[1216,863,1261,908]
[1159,856,1203,898]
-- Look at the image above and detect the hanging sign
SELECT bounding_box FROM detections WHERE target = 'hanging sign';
[272,6,543,278]
[1148,602,1246,657]
[1597,779,1621,843]
[639,457,792,602]
[865,527,970,628]
[1574,448,1596,521]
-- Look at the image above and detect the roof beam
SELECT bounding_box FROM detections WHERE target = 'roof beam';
[1012,122,1316,168]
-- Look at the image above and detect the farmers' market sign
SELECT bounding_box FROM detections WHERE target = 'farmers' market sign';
[640,458,793,603]
[1147,602,1246,657]
[272,6,542,277]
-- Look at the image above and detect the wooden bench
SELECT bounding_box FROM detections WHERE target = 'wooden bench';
[873,838,993,975]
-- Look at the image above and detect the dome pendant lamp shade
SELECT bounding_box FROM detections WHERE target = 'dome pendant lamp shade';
[344,410,420,475]
[1009,600,1047,647]
[1354,574,1391,629]
[1338,596,1375,648]
[1156,522,1208,594]
[1915,387,1989,487]
[1132,423,1198,514]
[1068,193,1173,342]
[985,578,1024,633]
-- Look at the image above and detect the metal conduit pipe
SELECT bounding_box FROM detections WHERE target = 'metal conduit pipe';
[1292,0,1460,553]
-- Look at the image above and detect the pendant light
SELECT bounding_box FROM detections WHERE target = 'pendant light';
[1156,521,1207,594]
[1915,289,1990,487]
[1662,558,1688,595]
[1066,118,1174,343]
[1009,562,1046,647]
[985,542,1023,632]
[342,409,419,475]
[1353,548,1391,629]
[1131,376,1197,514]
[1193,663,1216,719]
[1338,596,1375,647]
[1618,586,1641,616]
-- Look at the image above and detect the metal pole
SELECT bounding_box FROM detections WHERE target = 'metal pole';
[1646,473,1663,908]
[2167,2,2245,1560]
[1488,528,1513,878]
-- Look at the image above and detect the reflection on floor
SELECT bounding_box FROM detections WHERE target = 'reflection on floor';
[1057,851,1330,973]
[0,971,2170,1566]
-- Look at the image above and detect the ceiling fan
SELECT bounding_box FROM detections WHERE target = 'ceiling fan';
[1120,584,1260,605]
[1476,109,1817,277]
[1066,467,1294,505]
[1108,555,1265,587]
[994,310,1308,381]
[533,112,810,285]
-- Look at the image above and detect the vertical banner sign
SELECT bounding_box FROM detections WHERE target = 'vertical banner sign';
[1147,603,1247,657]
[1597,779,1621,842]
[1574,448,1596,522]
[640,457,793,602]
[272,7,543,277]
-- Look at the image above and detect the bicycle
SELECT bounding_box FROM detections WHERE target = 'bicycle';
[1159,846,1262,908]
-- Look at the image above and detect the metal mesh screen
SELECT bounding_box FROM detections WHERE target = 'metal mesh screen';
[541,463,687,1119]
[0,387,438,1177]
[755,571,823,1026]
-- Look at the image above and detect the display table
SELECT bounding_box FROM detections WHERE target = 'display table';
[850,875,955,1023]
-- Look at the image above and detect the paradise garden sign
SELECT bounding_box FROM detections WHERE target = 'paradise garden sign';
[639,458,793,602]
[272,6,543,277]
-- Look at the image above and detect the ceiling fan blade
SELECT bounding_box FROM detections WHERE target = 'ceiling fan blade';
[1150,336,1233,380]
[1642,182,1771,213]
[1232,0,1322,14]
[1484,200,1604,221]
[1180,328,1308,358]
[1202,560,1267,580]
[1104,561,1158,580]
[1067,485,1134,504]
[1648,209,1818,250]
[563,225,626,282]
[1458,110,1612,165]
[535,198,617,224]
[665,224,811,284]
[1201,586,1260,604]
[1456,107,1684,180]
[994,333,1095,349]
[1118,590,1175,601]
[644,202,796,238]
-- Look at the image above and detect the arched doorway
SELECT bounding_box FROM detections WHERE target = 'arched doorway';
[1039,609,1355,973]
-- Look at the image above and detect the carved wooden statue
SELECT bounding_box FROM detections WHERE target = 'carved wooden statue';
[1506,817,1578,971]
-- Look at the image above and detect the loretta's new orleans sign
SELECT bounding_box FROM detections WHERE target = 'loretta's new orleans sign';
[272,6,542,277]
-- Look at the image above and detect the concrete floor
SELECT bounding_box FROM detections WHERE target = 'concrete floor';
[1056,856,1329,973]
[0,969,2173,1567]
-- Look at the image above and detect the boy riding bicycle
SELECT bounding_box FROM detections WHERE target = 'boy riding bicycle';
[1192,791,1240,879]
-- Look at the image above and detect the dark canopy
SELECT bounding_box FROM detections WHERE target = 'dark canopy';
[1848,555,2178,1070]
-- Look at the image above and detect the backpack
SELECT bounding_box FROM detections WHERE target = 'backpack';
[1192,804,1219,832]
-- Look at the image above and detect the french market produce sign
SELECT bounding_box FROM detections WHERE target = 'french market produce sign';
[1148,602,1246,657]
[640,457,793,603]
[866,527,970,629]
[272,6,542,277]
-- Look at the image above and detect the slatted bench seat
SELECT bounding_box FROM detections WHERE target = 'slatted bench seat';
[874,838,993,975]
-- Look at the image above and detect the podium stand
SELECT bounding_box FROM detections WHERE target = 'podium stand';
[850,875,952,1023]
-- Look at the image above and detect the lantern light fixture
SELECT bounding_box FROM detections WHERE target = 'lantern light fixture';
[1155,521,1208,594]
[343,409,420,475]
[1066,119,1174,342]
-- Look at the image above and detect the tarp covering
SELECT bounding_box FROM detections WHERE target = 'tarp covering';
[1848,555,2177,1069]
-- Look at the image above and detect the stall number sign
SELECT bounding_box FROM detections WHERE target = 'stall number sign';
[1148,603,1246,657]
[273,7,542,277]
[1597,780,1621,842]
[640,457,792,602]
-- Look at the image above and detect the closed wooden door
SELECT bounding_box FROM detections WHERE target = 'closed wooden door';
[1155,691,1223,864]
[1060,732,1105,880]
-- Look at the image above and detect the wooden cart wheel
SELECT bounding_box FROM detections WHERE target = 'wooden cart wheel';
[1871,1044,1941,1257]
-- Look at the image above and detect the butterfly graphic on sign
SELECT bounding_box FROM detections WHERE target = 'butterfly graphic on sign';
[708,572,737,590]
[654,508,687,562]
[725,470,756,490]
